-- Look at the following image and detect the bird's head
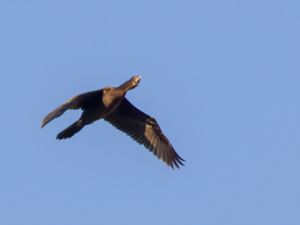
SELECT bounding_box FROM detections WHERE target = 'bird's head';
[129,75,141,89]
[118,75,141,91]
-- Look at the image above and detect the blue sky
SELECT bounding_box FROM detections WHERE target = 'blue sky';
[1,0,300,224]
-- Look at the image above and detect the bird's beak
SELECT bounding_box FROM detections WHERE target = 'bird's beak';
[133,75,142,83]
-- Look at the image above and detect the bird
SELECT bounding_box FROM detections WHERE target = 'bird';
[41,76,184,168]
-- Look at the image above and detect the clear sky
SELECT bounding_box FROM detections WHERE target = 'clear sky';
[0,0,299,224]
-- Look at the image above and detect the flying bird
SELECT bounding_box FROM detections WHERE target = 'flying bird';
[41,76,184,168]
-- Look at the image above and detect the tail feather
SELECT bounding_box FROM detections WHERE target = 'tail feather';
[57,121,84,140]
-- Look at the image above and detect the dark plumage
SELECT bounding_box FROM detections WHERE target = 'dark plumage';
[41,76,184,168]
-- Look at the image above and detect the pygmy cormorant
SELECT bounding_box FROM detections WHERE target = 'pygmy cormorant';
[41,76,184,168]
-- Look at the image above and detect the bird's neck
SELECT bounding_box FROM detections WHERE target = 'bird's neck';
[118,80,134,92]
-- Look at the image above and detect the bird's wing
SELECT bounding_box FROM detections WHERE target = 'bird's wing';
[41,90,103,128]
[105,98,184,168]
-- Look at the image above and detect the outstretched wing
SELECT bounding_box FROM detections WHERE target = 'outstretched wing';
[41,90,103,128]
[105,98,184,168]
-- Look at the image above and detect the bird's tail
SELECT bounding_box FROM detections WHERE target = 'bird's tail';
[56,121,84,140]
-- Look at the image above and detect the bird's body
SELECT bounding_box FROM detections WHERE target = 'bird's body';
[41,76,184,168]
